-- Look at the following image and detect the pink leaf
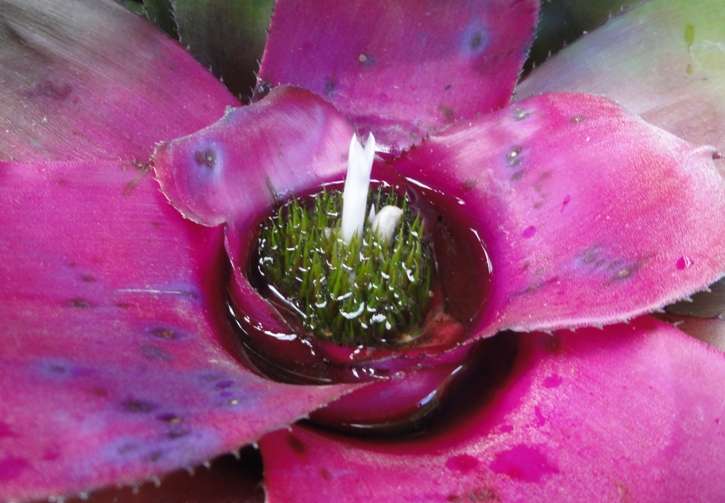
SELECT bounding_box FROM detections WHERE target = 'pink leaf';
[261,317,725,502]
[0,160,351,501]
[0,0,238,162]
[394,92,725,336]
[259,0,539,154]
[153,86,355,227]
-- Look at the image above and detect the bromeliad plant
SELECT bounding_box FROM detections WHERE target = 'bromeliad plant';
[2,0,725,502]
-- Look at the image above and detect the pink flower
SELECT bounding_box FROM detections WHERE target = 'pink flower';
[1,0,724,501]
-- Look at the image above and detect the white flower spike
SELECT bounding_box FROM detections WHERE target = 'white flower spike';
[341,133,376,243]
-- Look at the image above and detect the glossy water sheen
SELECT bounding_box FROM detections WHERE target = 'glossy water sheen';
[226,169,493,430]
[233,174,492,385]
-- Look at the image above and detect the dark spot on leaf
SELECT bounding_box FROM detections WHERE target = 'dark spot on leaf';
[287,433,307,456]
[46,362,72,375]
[320,467,331,480]
[91,388,109,397]
[325,79,336,95]
[461,25,489,57]
[445,84,452,90]
[57,178,68,186]
[447,487,500,502]
[156,413,181,424]
[198,372,229,383]
[80,274,96,283]
[194,148,216,169]
[116,443,138,455]
[215,380,234,390]
[147,450,164,462]
[150,327,182,340]
[463,180,476,190]
[121,399,158,413]
[511,170,524,181]
[141,344,172,362]
[611,264,637,282]
[65,298,93,309]
[579,247,599,265]
[38,360,88,380]
[115,302,131,309]
[166,428,190,440]
[28,80,73,101]
[506,146,523,167]
[439,105,455,123]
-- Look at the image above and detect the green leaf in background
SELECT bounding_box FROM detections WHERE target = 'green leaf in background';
[122,0,144,14]
[526,0,640,72]
[517,0,725,153]
[172,0,273,101]
[144,0,178,40]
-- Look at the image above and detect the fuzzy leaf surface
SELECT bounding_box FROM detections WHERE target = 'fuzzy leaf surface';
[0,160,350,501]
[0,0,238,162]
[259,0,539,154]
[517,0,725,153]
[262,318,725,502]
[394,92,725,336]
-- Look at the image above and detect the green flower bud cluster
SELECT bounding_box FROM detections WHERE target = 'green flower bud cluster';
[256,188,433,346]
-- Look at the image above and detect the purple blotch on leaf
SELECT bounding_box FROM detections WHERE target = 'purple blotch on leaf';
[489,444,559,483]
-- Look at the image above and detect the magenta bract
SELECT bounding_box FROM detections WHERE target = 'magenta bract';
[261,317,725,502]
[0,0,237,162]
[0,159,352,501]
[395,92,725,336]
[2,0,725,500]
[259,0,539,154]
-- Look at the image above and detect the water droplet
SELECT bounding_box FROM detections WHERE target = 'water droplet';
[506,146,523,167]
[513,108,530,121]
[522,226,536,239]
[676,255,694,270]
[194,148,216,169]
[461,25,489,56]
[684,23,695,51]
[253,80,272,100]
